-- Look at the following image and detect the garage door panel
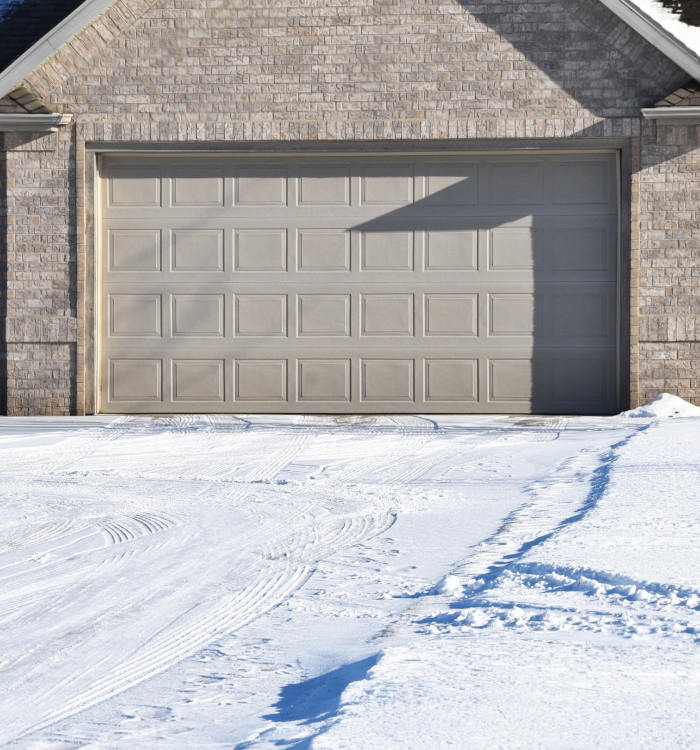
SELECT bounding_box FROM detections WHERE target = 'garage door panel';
[108,358,163,403]
[234,167,288,206]
[298,165,351,206]
[109,294,162,337]
[172,165,225,207]
[425,230,478,271]
[234,229,288,272]
[235,294,288,337]
[425,359,479,402]
[361,359,415,402]
[297,229,350,271]
[109,229,162,272]
[424,162,478,206]
[297,295,351,337]
[361,294,415,337]
[172,294,225,337]
[360,232,414,271]
[172,359,225,402]
[298,359,351,402]
[552,159,615,205]
[100,153,618,414]
[487,162,545,205]
[171,229,224,272]
[108,167,162,207]
[360,164,414,206]
[235,359,288,402]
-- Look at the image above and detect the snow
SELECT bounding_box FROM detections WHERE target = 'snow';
[0,401,698,747]
[632,0,700,54]
[622,391,700,418]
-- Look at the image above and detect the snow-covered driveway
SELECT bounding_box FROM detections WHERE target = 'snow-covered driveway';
[0,403,698,747]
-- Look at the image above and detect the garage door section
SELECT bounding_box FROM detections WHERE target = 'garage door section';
[99,153,618,414]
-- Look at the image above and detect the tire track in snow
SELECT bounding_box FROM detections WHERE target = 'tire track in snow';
[7,499,397,744]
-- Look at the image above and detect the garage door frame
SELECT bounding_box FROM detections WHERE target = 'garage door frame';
[84,139,632,415]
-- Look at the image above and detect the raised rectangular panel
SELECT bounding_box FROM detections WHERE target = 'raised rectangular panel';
[361,359,414,402]
[172,166,224,206]
[235,360,287,401]
[361,165,412,205]
[361,294,414,336]
[550,291,610,338]
[424,163,477,205]
[425,231,477,271]
[298,359,350,402]
[551,357,606,405]
[235,229,287,271]
[361,232,413,270]
[235,294,287,337]
[298,295,350,336]
[489,294,535,336]
[299,166,350,205]
[109,294,161,337]
[553,162,609,205]
[551,228,609,271]
[172,360,224,401]
[489,359,532,402]
[235,167,287,206]
[488,162,543,204]
[109,230,161,271]
[172,230,224,271]
[109,359,162,401]
[298,230,349,271]
[109,169,160,207]
[425,359,478,402]
[490,228,534,270]
[425,294,477,336]
[172,294,224,336]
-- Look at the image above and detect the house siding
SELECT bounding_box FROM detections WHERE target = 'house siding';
[638,121,700,404]
[0,0,697,414]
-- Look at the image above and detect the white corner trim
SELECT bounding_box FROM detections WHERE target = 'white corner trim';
[641,106,700,123]
[0,0,116,101]
[0,113,73,132]
[597,0,700,80]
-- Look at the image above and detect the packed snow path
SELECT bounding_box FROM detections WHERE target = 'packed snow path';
[0,407,698,747]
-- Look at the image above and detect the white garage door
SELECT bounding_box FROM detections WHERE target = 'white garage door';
[99,152,618,414]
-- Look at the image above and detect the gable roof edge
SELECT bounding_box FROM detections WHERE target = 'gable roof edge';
[0,0,116,101]
[597,0,700,80]
[0,0,699,103]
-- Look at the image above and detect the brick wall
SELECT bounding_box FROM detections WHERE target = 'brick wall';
[0,0,697,413]
[638,121,700,405]
[2,128,78,415]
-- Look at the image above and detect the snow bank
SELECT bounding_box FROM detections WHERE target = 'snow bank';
[622,392,700,418]
[633,0,700,53]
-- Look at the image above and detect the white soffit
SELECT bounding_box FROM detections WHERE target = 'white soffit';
[641,106,700,123]
[598,0,700,80]
[0,0,116,100]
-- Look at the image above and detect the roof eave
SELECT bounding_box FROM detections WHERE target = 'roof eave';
[0,0,116,101]
[0,113,73,132]
[641,105,700,124]
[597,0,700,80]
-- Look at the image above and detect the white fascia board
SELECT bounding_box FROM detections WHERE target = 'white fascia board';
[0,0,116,101]
[598,0,700,80]
[0,113,73,131]
[641,106,700,123]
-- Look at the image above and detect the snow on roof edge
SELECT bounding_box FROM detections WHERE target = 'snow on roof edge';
[598,0,700,80]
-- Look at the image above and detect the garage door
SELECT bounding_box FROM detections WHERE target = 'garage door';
[99,152,618,414]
